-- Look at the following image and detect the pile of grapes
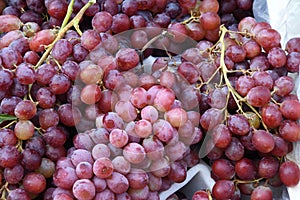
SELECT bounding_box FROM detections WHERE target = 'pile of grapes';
[0,0,299,200]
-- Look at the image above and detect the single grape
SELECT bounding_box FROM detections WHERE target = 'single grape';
[235,158,257,180]
[212,180,235,200]
[252,130,275,153]
[72,179,96,200]
[246,86,271,107]
[23,172,46,194]
[212,158,235,180]
[93,157,114,179]
[279,160,300,187]
[250,186,272,200]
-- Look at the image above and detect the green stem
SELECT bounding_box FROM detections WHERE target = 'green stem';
[34,0,96,69]
[218,25,269,130]
[61,0,75,29]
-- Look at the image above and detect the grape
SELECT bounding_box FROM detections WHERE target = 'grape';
[73,43,89,63]
[279,160,300,187]
[4,164,24,184]
[130,15,146,28]
[261,103,282,128]
[1,96,22,116]
[106,172,129,194]
[7,188,31,200]
[51,39,72,64]
[200,108,224,130]
[257,156,279,179]
[0,30,23,49]
[14,100,37,120]
[0,14,22,32]
[141,105,159,124]
[212,180,235,200]
[249,55,270,71]
[126,168,149,189]
[35,63,56,85]
[267,47,287,68]
[44,126,67,147]
[224,137,244,161]
[0,129,18,147]
[131,30,149,49]
[36,87,56,109]
[168,161,187,183]
[53,167,78,189]
[81,30,101,51]
[130,86,148,108]
[80,63,104,85]
[255,28,281,51]
[246,86,271,107]
[0,47,22,69]
[111,13,130,34]
[72,179,96,200]
[250,186,272,200]
[25,136,45,157]
[128,185,150,200]
[177,62,199,84]
[21,148,42,171]
[95,188,116,200]
[92,143,110,160]
[227,114,250,136]
[134,119,152,138]
[165,141,187,161]
[274,76,294,97]
[123,142,146,164]
[45,145,66,162]
[23,172,46,194]
[116,48,139,71]
[92,11,113,33]
[192,190,210,200]
[243,39,261,59]
[252,130,275,153]
[14,120,35,140]
[49,73,71,95]
[286,37,300,53]
[93,157,114,179]
[226,45,246,63]
[47,0,68,19]
[152,119,175,143]
[279,120,300,142]
[235,158,256,180]
[109,128,129,148]
[80,84,102,105]
[29,29,56,52]
[280,99,300,120]
[36,158,55,178]
[212,158,235,180]
[168,23,188,43]
[252,71,274,89]
[70,149,93,167]
[112,156,131,175]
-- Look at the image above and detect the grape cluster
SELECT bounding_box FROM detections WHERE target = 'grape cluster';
[0,0,299,199]
[188,17,300,200]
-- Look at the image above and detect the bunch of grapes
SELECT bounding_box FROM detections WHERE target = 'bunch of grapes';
[0,0,299,199]
[185,17,300,200]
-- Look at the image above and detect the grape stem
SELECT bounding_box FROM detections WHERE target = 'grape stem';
[0,120,17,130]
[0,182,9,200]
[218,25,269,130]
[234,177,264,185]
[34,0,96,69]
